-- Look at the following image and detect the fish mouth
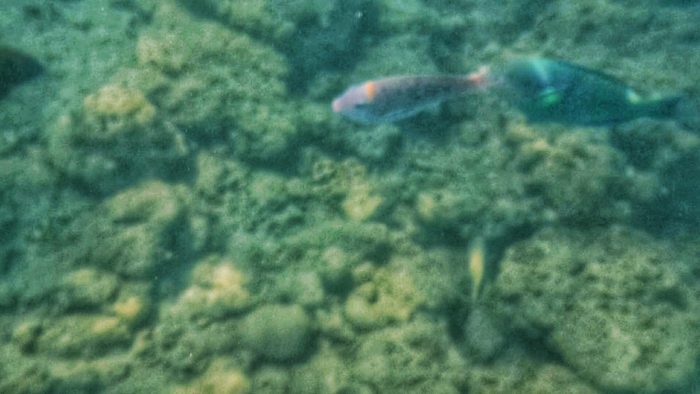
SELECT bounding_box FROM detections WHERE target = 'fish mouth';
[331,98,342,113]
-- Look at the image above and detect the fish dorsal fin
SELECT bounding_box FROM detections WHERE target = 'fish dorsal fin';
[553,59,632,90]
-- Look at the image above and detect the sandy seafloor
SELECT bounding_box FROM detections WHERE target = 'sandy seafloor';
[1,0,700,393]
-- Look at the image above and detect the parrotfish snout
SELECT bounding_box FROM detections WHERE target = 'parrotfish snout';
[332,83,369,114]
[332,82,379,124]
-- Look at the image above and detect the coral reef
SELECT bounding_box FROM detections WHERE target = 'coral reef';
[65,180,194,278]
[130,2,299,164]
[47,83,188,194]
[241,304,314,362]
[351,316,467,393]
[171,256,252,321]
[344,259,424,330]
[489,225,700,392]
[506,124,640,225]
[1,0,700,392]
[175,358,250,394]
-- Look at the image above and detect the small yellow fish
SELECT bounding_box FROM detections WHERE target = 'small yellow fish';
[468,237,486,302]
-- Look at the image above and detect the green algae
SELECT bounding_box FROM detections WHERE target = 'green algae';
[488,226,700,392]
[241,304,313,362]
[1,0,700,392]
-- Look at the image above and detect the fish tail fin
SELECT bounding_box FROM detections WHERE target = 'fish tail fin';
[669,94,700,132]
[637,95,684,120]
[465,65,493,90]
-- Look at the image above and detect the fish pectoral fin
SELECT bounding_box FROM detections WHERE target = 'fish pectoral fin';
[536,87,562,108]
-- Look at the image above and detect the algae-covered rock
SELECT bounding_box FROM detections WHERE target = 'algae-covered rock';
[287,343,358,394]
[344,258,424,330]
[611,121,700,231]
[466,350,598,394]
[251,366,290,393]
[47,355,132,393]
[47,83,188,194]
[67,181,193,278]
[148,316,243,377]
[351,316,467,393]
[175,358,249,394]
[509,126,635,225]
[193,151,250,201]
[111,282,152,328]
[462,307,506,362]
[278,271,325,308]
[241,304,313,362]
[0,346,54,393]
[171,256,251,321]
[387,130,543,244]
[490,226,700,392]
[342,179,383,222]
[521,364,598,394]
[35,315,132,358]
[56,268,119,312]
[177,0,374,86]
[131,3,298,164]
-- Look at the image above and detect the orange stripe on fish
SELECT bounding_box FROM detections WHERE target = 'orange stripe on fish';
[363,81,378,102]
[467,66,491,88]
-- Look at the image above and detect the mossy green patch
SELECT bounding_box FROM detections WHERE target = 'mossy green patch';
[241,304,314,362]
[490,226,700,392]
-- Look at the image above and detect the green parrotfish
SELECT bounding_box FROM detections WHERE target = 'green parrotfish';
[501,58,683,126]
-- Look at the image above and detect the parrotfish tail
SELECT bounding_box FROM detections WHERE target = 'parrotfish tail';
[668,94,700,131]
[466,66,493,90]
[639,95,684,120]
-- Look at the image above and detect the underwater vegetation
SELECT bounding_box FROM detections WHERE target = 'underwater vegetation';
[1,0,700,393]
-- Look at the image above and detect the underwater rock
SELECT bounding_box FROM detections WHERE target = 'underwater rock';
[48,356,131,393]
[251,366,290,393]
[342,179,383,222]
[280,271,325,308]
[56,268,120,312]
[0,46,43,99]
[352,316,466,392]
[175,358,249,394]
[47,83,188,195]
[462,307,506,362]
[467,354,598,394]
[490,226,700,392]
[132,3,298,164]
[611,120,700,231]
[171,256,252,321]
[35,315,131,358]
[66,181,192,278]
[0,347,54,393]
[286,343,357,393]
[111,283,151,328]
[344,259,424,330]
[241,304,313,362]
[176,0,374,87]
[508,125,640,225]
[148,317,242,378]
[350,34,438,81]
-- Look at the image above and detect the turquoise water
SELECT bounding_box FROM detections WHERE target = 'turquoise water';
[1,0,699,393]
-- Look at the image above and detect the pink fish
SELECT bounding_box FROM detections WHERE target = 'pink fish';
[332,66,491,124]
